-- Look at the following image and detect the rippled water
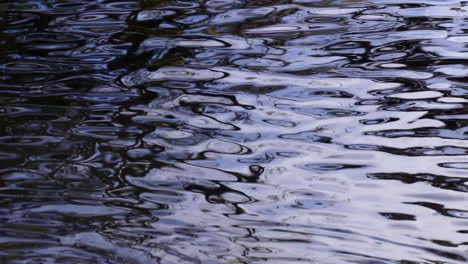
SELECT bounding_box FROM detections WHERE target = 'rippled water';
[4,0,468,263]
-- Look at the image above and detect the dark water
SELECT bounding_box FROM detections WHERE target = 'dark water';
[3,0,468,263]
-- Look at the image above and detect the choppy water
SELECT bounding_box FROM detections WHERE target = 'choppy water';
[4,0,468,263]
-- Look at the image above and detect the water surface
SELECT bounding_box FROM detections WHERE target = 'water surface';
[2,0,468,263]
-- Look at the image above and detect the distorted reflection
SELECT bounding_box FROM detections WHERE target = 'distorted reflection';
[2,0,468,263]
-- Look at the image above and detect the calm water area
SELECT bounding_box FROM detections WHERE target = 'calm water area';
[3,0,468,263]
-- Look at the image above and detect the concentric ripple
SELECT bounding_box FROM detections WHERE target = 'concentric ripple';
[3,0,468,263]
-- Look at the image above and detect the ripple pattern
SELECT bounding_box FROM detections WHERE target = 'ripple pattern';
[3,0,468,263]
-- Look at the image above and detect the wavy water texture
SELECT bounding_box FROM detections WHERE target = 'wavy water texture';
[3,0,468,263]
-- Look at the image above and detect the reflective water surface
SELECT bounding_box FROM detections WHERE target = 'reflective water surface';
[3,0,468,263]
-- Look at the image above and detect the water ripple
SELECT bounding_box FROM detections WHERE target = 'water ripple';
[4,0,468,263]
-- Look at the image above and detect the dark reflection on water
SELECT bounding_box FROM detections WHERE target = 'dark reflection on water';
[3,0,468,263]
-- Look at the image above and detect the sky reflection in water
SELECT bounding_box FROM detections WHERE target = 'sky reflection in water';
[2,0,468,263]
